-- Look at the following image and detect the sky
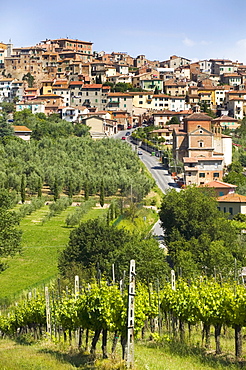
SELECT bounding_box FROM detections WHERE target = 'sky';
[1,0,246,64]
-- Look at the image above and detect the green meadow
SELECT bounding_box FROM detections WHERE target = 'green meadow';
[0,205,107,301]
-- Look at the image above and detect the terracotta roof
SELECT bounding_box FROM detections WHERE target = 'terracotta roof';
[212,115,238,122]
[201,180,237,189]
[226,90,246,94]
[185,113,212,121]
[108,92,131,97]
[69,81,83,85]
[223,73,241,77]
[13,125,32,132]
[217,193,246,203]
[82,84,103,89]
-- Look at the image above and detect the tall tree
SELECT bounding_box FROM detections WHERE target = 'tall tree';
[99,179,105,207]
[20,174,26,204]
[0,189,22,272]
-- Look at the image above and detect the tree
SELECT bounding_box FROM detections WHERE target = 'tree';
[169,116,180,125]
[53,178,60,202]
[154,86,159,95]
[0,113,14,137]
[84,181,89,201]
[22,72,35,88]
[0,189,22,272]
[20,174,26,204]
[99,180,105,207]
[37,177,42,198]
[0,102,15,113]
[159,187,242,276]
[58,218,169,283]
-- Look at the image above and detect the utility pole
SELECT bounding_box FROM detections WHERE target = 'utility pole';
[126,260,135,368]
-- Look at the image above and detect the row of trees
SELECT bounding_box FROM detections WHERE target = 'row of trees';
[0,134,154,199]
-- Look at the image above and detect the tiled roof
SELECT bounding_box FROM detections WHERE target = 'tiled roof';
[217,193,246,203]
[201,180,237,188]
[82,84,103,89]
[185,113,212,121]
[212,115,238,122]
[69,81,83,85]
[13,126,32,132]
[108,92,131,97]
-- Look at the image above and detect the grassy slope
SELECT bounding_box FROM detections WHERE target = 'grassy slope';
[0,203,158,301]
[0,205,107,300]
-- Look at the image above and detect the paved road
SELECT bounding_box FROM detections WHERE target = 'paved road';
[113,128,180,194]
[113,130,180,243]
[138,149,180,194]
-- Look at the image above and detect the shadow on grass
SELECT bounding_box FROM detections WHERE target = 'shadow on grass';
[39,348,96,369]
[143,339,246,369]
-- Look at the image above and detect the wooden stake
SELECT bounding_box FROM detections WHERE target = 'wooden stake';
[126,260,135,368]
[45,287,51,337]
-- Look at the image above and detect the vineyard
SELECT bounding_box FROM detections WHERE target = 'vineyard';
[1,274,246,368]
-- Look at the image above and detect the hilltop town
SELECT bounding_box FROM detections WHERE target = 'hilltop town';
[0,37,245,187]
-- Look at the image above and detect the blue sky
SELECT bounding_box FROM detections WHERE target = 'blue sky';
[1,0,246,63]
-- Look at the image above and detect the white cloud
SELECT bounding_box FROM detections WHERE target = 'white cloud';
[183,37,195,47]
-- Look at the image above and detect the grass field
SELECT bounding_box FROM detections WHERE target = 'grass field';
[0,205,107,302]
[0,202,158,302]
[0,335,244,370]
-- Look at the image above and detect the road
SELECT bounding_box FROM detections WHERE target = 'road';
[113,129,180,244]
[114,128,180,194]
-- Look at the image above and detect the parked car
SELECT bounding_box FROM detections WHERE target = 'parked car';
[121,136,126,140]
[127,125,132,129]
[138,150,143,155]
[125,131,131,136]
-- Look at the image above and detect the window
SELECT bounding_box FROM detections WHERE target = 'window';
[199,173,205,177]
[188,172,191,176]
[214,173,219,178]
[229,207,233,215]
[219,191,224,196]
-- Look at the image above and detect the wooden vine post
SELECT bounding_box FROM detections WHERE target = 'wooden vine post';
[45,286,51,338]
[126,259,135,368]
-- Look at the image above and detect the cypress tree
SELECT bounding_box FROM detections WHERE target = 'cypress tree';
[99,180,105,208]
[84,181,89,201]
[37,177,42,198]
[20,175,26,204]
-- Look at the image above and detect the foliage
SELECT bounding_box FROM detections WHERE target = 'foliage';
[16,197,44,219]
[58,218,169,283]
[0,102,15,113]
[65,199,96,227]
[159,187,244,277]
[22,72,35,88]
[0,112,14,137]
[0,206,22,267]
[168,116,180,125]
[0,135,153,200]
